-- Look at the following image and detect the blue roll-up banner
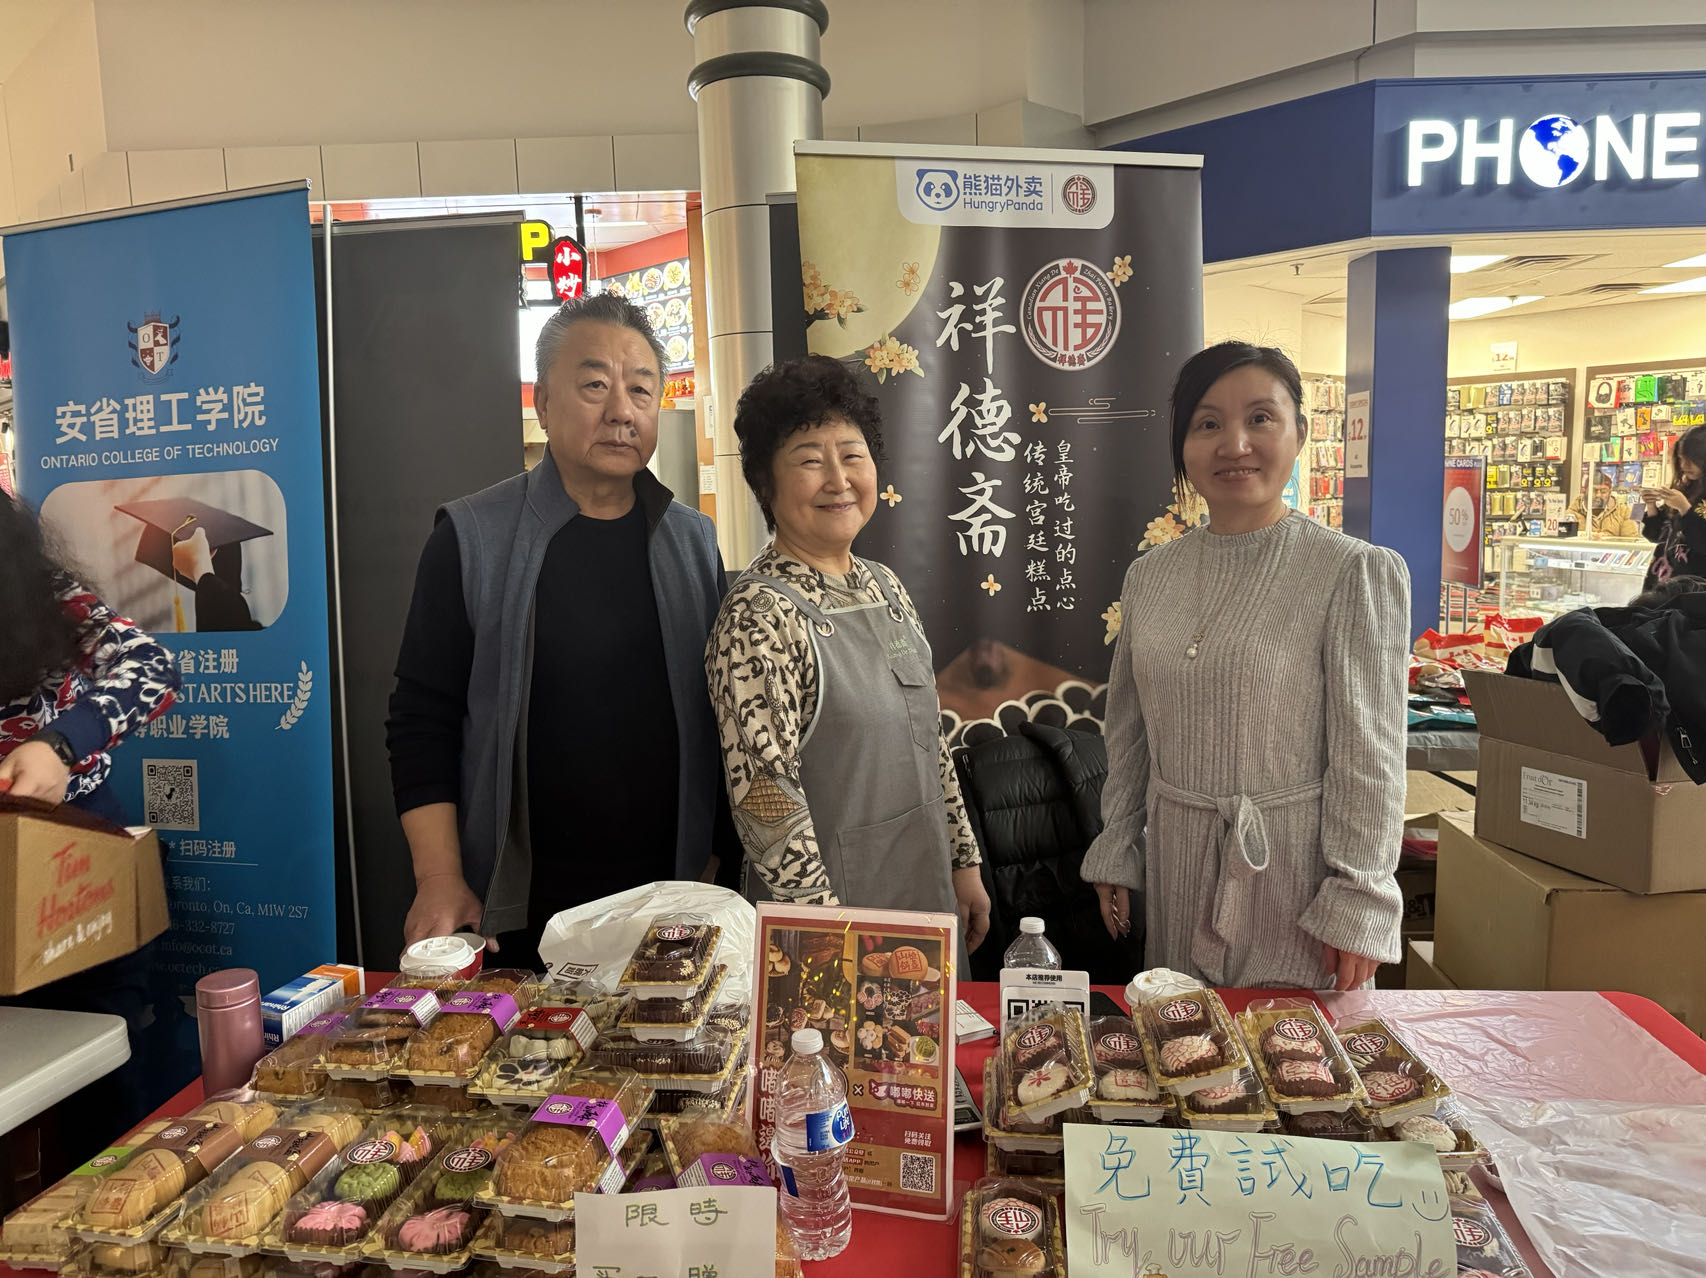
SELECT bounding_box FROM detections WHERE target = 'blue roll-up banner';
[6,186,335,1048]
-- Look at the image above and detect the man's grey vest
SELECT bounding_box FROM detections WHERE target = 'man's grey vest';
[442,449,725,934]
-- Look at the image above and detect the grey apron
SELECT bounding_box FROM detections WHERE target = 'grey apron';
[740,561,960,927]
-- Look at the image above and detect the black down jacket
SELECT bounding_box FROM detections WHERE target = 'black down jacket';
[954,722,1146,985]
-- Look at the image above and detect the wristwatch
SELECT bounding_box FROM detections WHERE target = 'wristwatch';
[35,729,79,767]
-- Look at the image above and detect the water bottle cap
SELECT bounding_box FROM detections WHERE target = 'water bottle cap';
[1019,917,1045,935]
[790,1028,824,1055]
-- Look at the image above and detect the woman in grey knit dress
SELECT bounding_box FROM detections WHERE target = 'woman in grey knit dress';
[1081,343,1408,992]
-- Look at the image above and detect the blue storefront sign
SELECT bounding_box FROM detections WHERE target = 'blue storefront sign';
[5,187,336,1025]
[1126,71,1706,260]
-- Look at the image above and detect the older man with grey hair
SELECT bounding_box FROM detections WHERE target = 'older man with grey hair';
[387,293,737,971]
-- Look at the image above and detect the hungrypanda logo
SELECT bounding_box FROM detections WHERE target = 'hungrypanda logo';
[915,169,960,211]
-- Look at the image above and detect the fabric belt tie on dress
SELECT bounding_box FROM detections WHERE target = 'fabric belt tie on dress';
[1152,775,1324,982]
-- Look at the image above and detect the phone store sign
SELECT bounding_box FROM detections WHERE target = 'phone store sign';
[1404,111,1702,190]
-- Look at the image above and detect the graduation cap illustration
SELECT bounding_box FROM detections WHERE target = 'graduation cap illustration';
[116,496,273,589]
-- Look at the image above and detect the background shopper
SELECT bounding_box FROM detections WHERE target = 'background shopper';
[387,294,737,972]
[1568,472,1642,538]
[0,492,181,1165]
[1640,424,1706,592]
[706,356,991,953]
[1081,342,1407,991]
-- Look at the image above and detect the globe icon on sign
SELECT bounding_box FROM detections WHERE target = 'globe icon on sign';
[1517,115,1589,187]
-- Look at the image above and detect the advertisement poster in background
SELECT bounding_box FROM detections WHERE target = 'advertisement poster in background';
[793,143,1202,739]
[1345,389,1372,480]
[751,903,956,1220]
[6,186,335,1072]
[1442,457,1486,588]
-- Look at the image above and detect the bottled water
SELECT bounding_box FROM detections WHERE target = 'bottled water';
[1003,916,1063,970]
[771,1027,854,1259]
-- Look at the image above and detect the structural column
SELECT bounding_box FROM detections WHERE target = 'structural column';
[686,0,829,568]
[1343,246,1451,639]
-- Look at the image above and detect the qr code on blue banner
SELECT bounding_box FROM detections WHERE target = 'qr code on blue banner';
[144,759,199,830]
[899,1152,935,1195]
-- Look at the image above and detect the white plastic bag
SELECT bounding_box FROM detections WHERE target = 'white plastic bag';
[536,880,756,1006]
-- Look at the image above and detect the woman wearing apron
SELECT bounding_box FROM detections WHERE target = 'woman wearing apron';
[1081,342,1409,992]
[706,356,991,960]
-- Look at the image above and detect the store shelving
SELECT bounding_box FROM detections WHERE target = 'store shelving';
[1580,358,1706,507]
[1302,373,1344,529]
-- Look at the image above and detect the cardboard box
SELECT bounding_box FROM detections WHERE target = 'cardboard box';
[0,797,169,996]
[1404,940,1458,991]
[1434,813,1706,1028]
[1463,670,1706,894]
[1404,771,1476,821]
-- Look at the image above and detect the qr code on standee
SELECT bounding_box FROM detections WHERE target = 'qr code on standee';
[899,1152,935,1195]
[144,759,199,830]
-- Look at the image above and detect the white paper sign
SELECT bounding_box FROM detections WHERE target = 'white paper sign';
[574,1185,778,1278]
[999,966,1091,1034]
[1345,390,1372,479]
[1490,341,1518,374]
[1064,1123,1454,1277]
[1519,766,1587,838]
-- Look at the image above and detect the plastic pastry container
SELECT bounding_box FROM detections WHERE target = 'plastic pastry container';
[476,1070,653,1220]
[645,1071,748,1127]
[1449,1197,1531,1277]
[365,1123,523,1274]
[980,1056,1093,1154]
[1280,1107,1384,1142]
[274,1106,366,1152]
[396,987,529,1085]
[958,1178,1063,1278]
[325,990,443,1081]
[190,1095,286,1143]
[71,1118,246,1246]
[166,1252,269,1278]
[1137,986,1252,1097]
[469,1212,576,1275]
[1336,1016,1454,1125]
[1175,1068,1281,1132]
[322,1076,409,1112]
[617,917,722,1000]
[1085,1014,1165,1123]
[60,1238,175,1277]
[159,1128,340,1254]
[1000,1008,1093,1124]
[982,1140,1065,1194]
[656,1117,769,1189]
[466,1006,600,1106]
[250,1004,357,1102]
[1236,1000,1369,1115]
[0,1144,139,1270]
[584,1024,750,1093]
[1396,1098,1491,1170]
[410,1082,490,1115]
[617,965,729,1042]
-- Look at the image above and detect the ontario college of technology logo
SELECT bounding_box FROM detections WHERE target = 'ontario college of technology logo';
[128,311,180,379]
[1021,258,1120,371]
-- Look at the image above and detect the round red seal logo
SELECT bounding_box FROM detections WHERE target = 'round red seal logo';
[1453,1217,1491,1247]
[548,1012,573,1024]
[987,1202,1042,1237]
[1061,173,1096,214]
[1158,999,1201,1023]
[251,1134,284,1151]
[1017,1024,1056,1049]
[1095,1031,1142,1059]
[1272,1017,1320,1042]
[443,1146,493,1173]
[656,924,693,941]
[711,1161,737,1182]
[346,1139,397,1165]
[544,1102,571,1115]
[1021,257,1120,370]
[160,1125,189,1141]
[89,1154,119,1168]
[1344,1032,1390,1057]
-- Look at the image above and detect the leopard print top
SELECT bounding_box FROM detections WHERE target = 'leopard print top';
[705,546,979,904]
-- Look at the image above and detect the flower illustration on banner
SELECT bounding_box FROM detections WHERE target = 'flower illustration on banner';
[803,260,866,327]
[1110,254,1133,286]
[880,484,903,507]
[863,334,923,383]
[981,574,1002,596]
[1029,402,1049,423]
[1101,600,1122,645]
[897,261,921,295]
[1143,514,1184,547]
[1140,497,1209,549]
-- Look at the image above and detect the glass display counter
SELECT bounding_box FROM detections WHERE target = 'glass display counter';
[1492,535,1653,620]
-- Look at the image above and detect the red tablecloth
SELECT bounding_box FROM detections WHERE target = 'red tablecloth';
[4,984,1701,1277]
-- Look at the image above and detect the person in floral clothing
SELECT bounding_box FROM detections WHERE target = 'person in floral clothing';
[0,492,181,1172]
[1641,426,1706,593]
[0,495,180,818]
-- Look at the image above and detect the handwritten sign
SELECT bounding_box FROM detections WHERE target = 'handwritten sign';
[1063,1123,1454,1277]
[574,1185,778,1277]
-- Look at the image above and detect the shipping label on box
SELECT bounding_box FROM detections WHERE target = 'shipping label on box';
[1518,766,1587,838]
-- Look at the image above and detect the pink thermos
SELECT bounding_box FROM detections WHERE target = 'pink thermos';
[196,968,265,1094]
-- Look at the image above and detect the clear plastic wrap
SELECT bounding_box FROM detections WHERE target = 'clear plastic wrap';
[1136,985,1251,1096]
[958,1177,1063,1278]
[478,1070,653,1219]
[160,1128,340,1253]
[1238,999,1368,1114]
[1001,1007,1093,1124]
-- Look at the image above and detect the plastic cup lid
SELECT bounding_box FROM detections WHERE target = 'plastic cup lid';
[401,935,475,974]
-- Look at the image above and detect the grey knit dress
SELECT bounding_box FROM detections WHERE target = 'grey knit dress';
[1080,511,1409,989]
